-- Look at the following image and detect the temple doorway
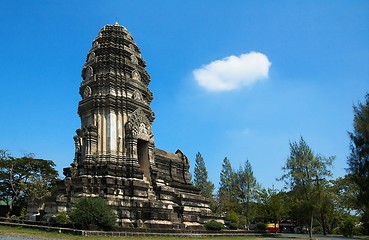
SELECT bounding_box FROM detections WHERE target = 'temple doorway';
[137,139,151,182]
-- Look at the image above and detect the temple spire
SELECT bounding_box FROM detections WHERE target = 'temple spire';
[41,23,215,229]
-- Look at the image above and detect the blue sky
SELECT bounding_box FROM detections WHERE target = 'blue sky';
[0,1,368,190]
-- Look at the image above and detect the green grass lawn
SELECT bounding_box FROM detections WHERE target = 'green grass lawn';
[2,225,369,240]
[0,225,265,240]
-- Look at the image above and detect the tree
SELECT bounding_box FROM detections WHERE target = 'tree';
[218,157,238,212]
[331,175,359,214]
[193,152,214,199]
[315,180,337,235]
[0,150,13,207]
[70,197,116,230]
[236,160,259,228]
[347,93,369,233]
[280,137,335,238]
[224,210,241,229]
[0,150,58,217]
[259,188,287,233]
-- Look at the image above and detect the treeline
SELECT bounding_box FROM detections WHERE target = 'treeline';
[193,93,369,237]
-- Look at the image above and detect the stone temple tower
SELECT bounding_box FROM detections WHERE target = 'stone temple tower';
[74,22,156,184]
[44,23,214,228]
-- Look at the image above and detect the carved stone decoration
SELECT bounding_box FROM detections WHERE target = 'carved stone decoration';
[132,90,145,103]
[130,54,138,64]
[175,149,189,165]
[126,33,133,40]
[73,129,82,165]
[93,40,99,47]
[83,86,92,98]
[88,52,95,62]
[139,123,148,135]
[126,108,153,142]
[129,44,135,51]
[132,70,141,81]
[85,66,93,81]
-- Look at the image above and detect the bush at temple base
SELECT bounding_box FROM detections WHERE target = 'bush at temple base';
[229,222,243,230]
[54,211,71,225]
[204,220,224,230]
[70,197,116,230]
[256,222,267,231]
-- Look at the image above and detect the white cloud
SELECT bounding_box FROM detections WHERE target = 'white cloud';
[241,128,251,136]
[226,128,253,137]
[193,52,271,91]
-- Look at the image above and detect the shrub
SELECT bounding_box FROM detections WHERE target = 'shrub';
[353,225,363,236]
[225,210,239,223]
[256,222,267,231]
[229,222,243,230]
[54,211,71,225]
[205,220,224,231]
[70,197,116,230]
[340,218,355,237]
[225,210,242,229]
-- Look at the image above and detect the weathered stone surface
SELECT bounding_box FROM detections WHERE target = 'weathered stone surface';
[42,22,216,228]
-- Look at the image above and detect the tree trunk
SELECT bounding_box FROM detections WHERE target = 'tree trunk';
[6,205,12,218]
[6,194,16,218]
[320,207,326,235]
[309,213,313,239]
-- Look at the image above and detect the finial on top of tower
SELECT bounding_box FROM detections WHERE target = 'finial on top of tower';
[114,21,119,26]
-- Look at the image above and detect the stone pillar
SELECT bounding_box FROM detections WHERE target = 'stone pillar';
[73,129,82,164]
[83,125,98,162]
[126,137,139,167]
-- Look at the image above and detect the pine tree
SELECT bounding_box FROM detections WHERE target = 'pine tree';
[218,157,238,211]
[193,152,214,199]
[236,159,259,228]
[280,137,334,238]
[347,93,369,233]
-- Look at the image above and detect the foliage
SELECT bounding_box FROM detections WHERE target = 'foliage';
[331,175,359,214]
[341,219,354,237]
[70,197,116,230]
[225,210,239,223]
[236,160,259,228]
[256,222,267,231]
[0,150,12,207]
[217,158,261,228]
[54,211,72,225]
[19,207,26,221]
[347,93,369,234]
[317,182,338,235]
[309,178,362,235]
[229,222,243,230]
[0,150,58,217]
[193,152,215,199]
[204,220,224,231]
[224,210,243,229]
[337,215,362,237]
[258,188,287,233]
[218,157,238,212]
[280,137,334,238]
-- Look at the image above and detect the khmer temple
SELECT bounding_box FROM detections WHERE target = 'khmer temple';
[43,23,214,228]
